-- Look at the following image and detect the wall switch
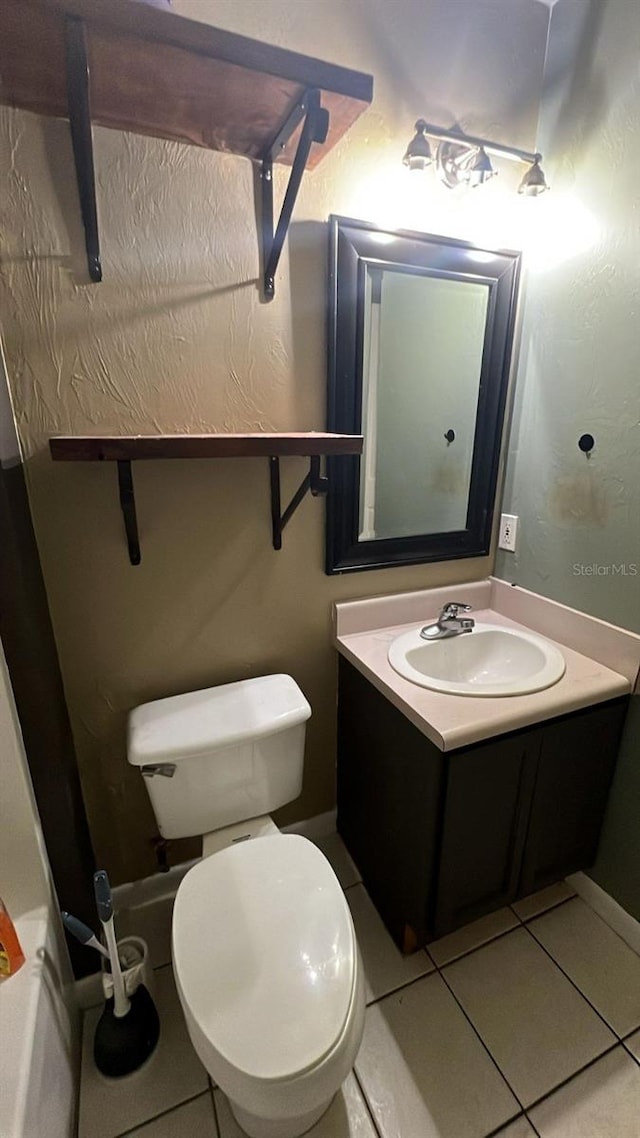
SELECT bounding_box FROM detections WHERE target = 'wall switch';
[498,513,518,552]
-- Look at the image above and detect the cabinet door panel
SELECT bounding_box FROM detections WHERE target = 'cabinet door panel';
[337,660,443,950]
[435,734,538,936]
[520,699,628,896]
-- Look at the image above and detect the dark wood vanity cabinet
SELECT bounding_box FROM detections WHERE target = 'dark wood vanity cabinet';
[336,659,628,950]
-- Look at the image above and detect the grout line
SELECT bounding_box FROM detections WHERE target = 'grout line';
[574,892,640,961]
[365,956,435,1008]
[484,1112,534,1138]
[427,920,522,970]
[435,965,527,1115]
[621,1037,640,1068]
[521,921,623,1040]
[210,1083,223,1137]
[522,1040,621,1115]
[432,923,621,1125]
[509,891,576,925]
[353,1068,385,1138]
[522,1112,542,1138]
[342,875,625,1127]
[113,1090,211,1137]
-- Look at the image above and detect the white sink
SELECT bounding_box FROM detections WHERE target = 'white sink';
[388,622,566,697]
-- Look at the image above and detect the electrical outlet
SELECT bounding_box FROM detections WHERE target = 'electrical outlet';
[498,513,518,552]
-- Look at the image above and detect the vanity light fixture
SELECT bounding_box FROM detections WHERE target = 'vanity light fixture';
[402,119,548,194]
[517,155,549,196]
[402,119,433,170]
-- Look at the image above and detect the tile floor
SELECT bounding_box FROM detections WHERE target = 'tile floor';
[79,836,640,1138]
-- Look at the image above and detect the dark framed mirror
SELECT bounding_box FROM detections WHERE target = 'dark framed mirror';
[326,215,521,574]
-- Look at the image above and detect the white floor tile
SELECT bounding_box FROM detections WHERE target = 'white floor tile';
[122,1092,218,1137]
[625,1029,640,1062]
[494,1119,537,1138]
[428,908,519,968]
[355,971,519,1138]
[528,1047,640,1138]
[79,966,208,1138]
[530,897,640,1037]
[512,882,575,921]
[214,1073,377,1137]
[444,927,615,1107]
[313,833,362,888]
[345,884,433,1003]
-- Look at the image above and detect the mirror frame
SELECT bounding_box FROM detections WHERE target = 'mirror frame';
[326,215,522,575]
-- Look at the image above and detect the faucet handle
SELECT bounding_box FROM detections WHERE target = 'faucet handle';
[440,601,473,619]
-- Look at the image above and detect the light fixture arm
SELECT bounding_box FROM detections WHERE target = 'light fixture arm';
[416,120,541,167]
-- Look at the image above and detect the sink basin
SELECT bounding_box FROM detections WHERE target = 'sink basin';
[388,622,566,696]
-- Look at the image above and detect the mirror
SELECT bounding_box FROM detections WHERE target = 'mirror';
[326,216,521,574]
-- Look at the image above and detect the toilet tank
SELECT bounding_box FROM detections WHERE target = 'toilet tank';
[127,675,311,840]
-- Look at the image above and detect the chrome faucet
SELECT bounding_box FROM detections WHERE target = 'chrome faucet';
[420,602,475,641]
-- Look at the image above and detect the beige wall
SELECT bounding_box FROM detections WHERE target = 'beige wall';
[0,0,550,883]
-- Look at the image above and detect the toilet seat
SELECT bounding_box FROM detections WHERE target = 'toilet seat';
[172,834,357,1083]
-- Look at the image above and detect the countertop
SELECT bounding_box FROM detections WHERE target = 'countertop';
[335,606,633,751]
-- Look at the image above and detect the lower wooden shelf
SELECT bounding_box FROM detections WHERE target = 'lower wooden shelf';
[49,431,363,564]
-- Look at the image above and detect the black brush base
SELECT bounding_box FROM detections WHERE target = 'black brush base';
[93,985,160,1078]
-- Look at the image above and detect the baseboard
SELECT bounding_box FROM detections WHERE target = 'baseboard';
[567,872,640,955]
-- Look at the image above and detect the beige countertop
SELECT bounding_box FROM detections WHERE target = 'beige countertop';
[334,589,637,751]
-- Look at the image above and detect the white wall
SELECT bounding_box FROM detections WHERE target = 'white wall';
[0,642,79,1138]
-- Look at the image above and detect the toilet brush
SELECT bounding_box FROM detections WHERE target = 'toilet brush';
[61,911,111,960]
[92,870,160,1078]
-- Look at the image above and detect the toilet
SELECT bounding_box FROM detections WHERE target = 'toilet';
[127,674,365,1138]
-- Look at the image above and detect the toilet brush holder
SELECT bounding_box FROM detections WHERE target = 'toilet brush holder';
[95,933,160,1078]
[101,936,154,1003]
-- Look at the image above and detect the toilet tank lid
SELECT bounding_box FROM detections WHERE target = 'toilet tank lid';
[127,674,311,766]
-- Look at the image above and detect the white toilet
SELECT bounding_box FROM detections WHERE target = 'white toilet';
[128,674,365,1138]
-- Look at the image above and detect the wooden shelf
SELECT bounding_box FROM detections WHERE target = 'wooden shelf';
[49,432,363,462]
[49,432,363,563]
[0,0,372,167]
[0,1,372,293]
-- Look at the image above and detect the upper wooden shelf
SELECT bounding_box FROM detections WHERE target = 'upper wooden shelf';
[49,432,363,462]
[0,0,373,167]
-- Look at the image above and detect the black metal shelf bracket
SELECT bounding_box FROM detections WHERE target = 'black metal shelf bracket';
[260,88,330,301]
[110,452,332,563]
[269,455,328,550]
[64,16,102,283]
[117,460,141,565]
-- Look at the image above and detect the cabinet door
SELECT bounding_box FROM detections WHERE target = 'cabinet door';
[519,698,628,896]
[337,660,443,951]
[434,733,539,937]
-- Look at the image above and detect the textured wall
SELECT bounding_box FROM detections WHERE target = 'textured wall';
[495,0,640,917]
[0,0,550,883]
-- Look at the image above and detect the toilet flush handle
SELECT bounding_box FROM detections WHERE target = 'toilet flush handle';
[141,763,176,778]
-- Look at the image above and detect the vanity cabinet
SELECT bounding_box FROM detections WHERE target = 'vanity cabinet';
[336,660,628,950]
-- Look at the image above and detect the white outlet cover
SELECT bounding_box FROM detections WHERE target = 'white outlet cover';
[499,513,518,552]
